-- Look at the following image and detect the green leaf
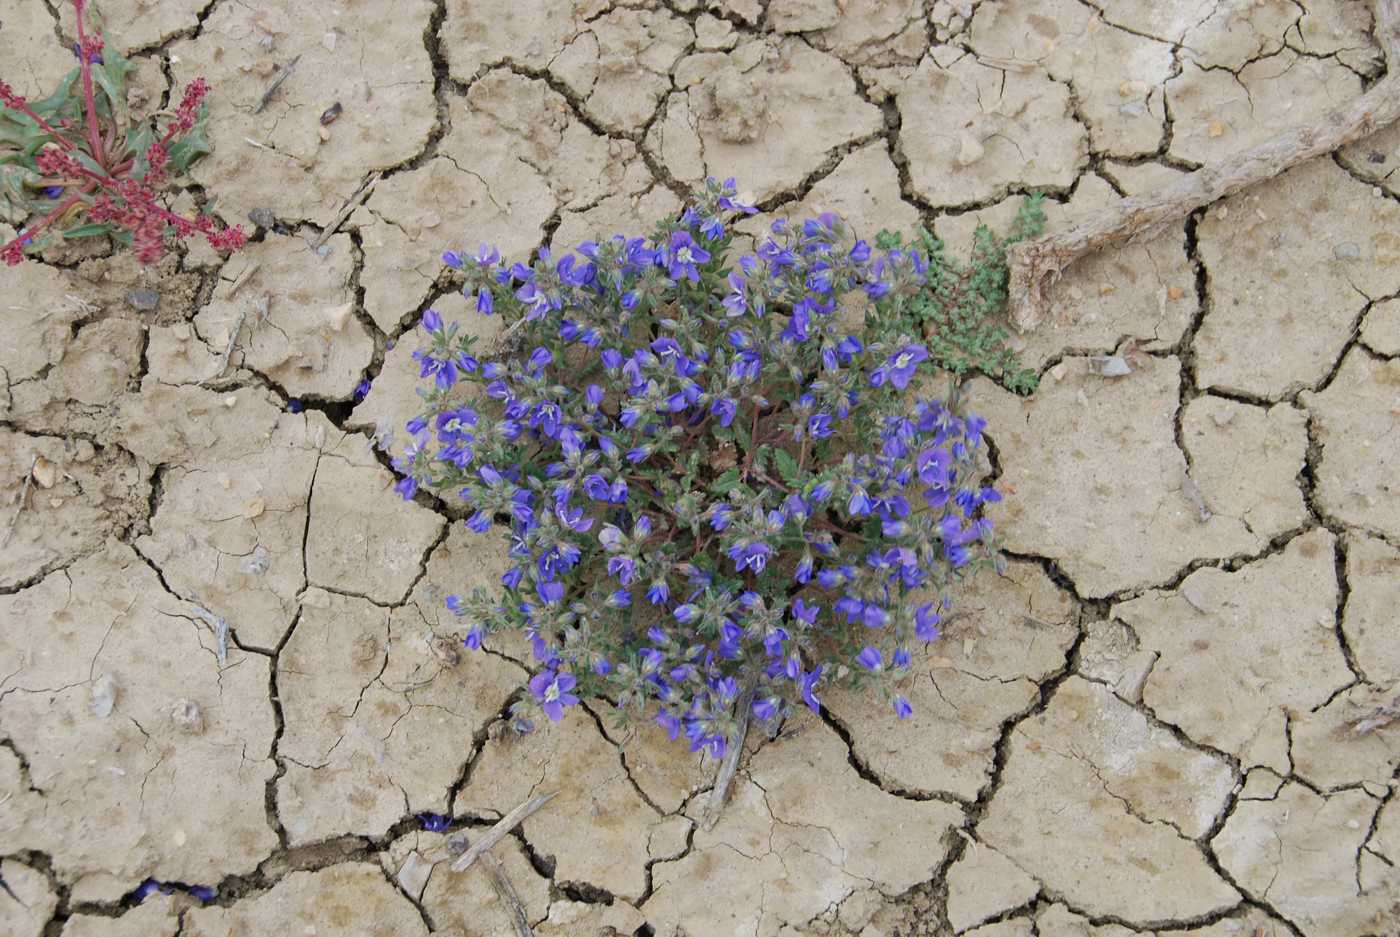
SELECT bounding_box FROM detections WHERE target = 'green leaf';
[710,468,741,495]
[165,108,212,173]
[62,222,115,239]
[125,124,155,176]
[772,448,800,485]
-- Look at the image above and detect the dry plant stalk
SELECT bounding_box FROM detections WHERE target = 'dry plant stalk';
[481,853,534,937]
[702,676,756,830]
[449,792,555,872]
[1,455,39,547]
[1008,0,1400,331]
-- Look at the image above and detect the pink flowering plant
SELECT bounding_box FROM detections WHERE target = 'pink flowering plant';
[397,178,1002,755]
[0,0,245,266]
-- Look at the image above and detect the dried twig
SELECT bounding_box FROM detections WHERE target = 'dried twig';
[215,294,269,378]
[482,853,534,937]
[1008,0,1400,331]
[190,604,230,667]
[255,54,302,113]
[1,454,37,548]
[312,171,382,250]
[1348,697,1400,735]
[226,261,260,299]
[215,307,248,378]
[450,793,556,872]
[702,675,757,831]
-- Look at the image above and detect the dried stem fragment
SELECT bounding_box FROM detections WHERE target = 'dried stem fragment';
[702,675,756,831]
[449,792,556,872]
[312,171,381,249]
[482,853,534,937]
[1,455,38,547]
[1008,0,1400,331]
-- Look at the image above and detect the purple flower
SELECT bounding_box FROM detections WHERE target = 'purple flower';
[656,707,681,739]
[418,812,451,832]
[753,695,781,721]
[42,185,65,199]
[661,230,711,283]
[892,696,913,720]
[528,669,580,722]
[800,666,823,713]
[727,540,772,574]
[442,251,463,269]
[287,398,305,413]
[856,646,883,672]
[646,580,670,605]
[870,344,929,390]
[476,288,494,315]
[414,350,458,390]
[791,598,820,624]
[394,475,418,500]
[674,604,699,624]
[422,308,443,333]
[607,555,636,585]
[353,378,371,402]
[914,604,941,642]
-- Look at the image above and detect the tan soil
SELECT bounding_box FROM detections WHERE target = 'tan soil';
[1,1,1397,935]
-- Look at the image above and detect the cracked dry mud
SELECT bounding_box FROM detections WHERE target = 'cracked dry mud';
[2,0,1399,935]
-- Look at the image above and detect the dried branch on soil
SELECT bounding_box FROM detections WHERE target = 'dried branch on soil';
[313,171,381,250]
[482,853,534,937]
[702,677,756,831]
[1,455,38,547]
[1008,0,1400,331]
[449,792,556,872]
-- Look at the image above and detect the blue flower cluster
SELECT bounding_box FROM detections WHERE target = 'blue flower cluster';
[397,178,1001,756]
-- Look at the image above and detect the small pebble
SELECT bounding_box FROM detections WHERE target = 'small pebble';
[1088,355,1133,377]
[90,673,117,718]
[317,125,331,143]
[1167,286,1185,300]
[224,395,238,408]
[125,288,160,312]
[31,456,58,489]
[247,207,276,229]
[170,699,204,735]
[1334,242,1361,260]
[244,546,270,574]
[243,497,266,519]
[319,101,342,126]
[1208,120,1226,138]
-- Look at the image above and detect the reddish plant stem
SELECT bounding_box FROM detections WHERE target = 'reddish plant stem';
[71,0,106,167]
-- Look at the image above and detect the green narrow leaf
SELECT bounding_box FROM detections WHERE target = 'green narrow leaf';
[772,448,799,485]
[62,222,115,239]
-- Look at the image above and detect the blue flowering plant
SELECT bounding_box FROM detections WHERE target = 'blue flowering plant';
[396,178,1003,757]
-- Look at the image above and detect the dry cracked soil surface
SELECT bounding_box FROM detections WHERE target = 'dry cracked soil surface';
[2,0,1399,935]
